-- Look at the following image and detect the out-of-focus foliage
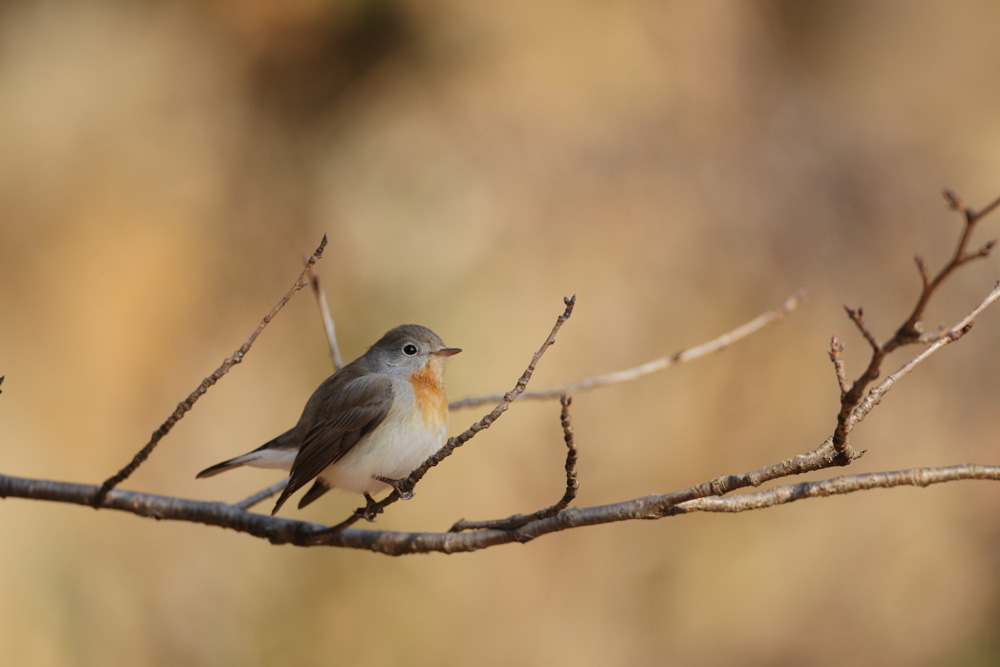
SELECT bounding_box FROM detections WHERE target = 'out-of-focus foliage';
[2,1,1000,665]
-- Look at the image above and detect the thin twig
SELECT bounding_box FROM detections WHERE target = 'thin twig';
[92,235,329,507]
[828,334,850,395]
[305,262,343,370]
[914,253,930,289]
[233,478,289,511]
[844,306,881,352]
[306,295,577,541]
[668,464,1000,515]
[449,289,804,410]
[449,394,579,532]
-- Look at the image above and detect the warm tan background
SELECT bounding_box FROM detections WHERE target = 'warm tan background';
[2,1,1000,665]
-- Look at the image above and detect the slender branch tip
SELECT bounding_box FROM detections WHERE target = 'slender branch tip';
[943,188,964,213]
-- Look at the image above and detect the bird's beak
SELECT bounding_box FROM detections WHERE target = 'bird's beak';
[435,347,462,357]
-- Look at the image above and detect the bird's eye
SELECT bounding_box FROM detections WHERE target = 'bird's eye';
[403,344,418,356]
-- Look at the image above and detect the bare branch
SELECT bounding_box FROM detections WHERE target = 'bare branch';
[677,436,862,502]
[832,190,999,463]
[669,464,1000,515]
[449,394,579,532]
[828,334,850,395]
[914,253,930,288]
[947,188,1000,225]
[92,235,329,507]
[6,459,999,555]
[305,261,343,371]
[844,306,881,353]
[449,289,804,410]
[233,478,288,511]
[2,473,331,544]
[964,239,997,263]
[892,189,994,345]
[942,188,967,215]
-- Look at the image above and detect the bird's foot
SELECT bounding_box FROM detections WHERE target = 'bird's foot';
[356,493,383,522]
[374,475,415,500]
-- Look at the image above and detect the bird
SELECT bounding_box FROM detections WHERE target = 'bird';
[196,324,461,517]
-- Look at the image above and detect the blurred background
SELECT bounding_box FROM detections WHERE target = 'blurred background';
[2,1,1000,665]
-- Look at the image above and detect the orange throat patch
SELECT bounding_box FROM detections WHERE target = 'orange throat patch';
[408,360,448,429]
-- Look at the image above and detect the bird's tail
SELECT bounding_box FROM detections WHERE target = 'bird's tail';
[195,431,297,479]
[195,454,252,479]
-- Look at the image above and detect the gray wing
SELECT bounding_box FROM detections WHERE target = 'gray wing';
[271,372,393,515]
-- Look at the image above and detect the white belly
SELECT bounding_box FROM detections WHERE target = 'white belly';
[318,408,447,495]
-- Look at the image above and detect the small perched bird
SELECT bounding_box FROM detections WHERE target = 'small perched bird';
[196,324,461,516]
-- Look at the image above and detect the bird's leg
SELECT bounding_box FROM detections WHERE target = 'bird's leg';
[355,493,383,522]
[373,475,415,500]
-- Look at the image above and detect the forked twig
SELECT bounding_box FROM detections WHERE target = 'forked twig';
[91,235,328,507]
[845,281,1000,433]
[831,190,998,463]
[449,394,579,532]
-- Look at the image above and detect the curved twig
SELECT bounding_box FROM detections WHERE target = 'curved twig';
[449,290,804,410]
